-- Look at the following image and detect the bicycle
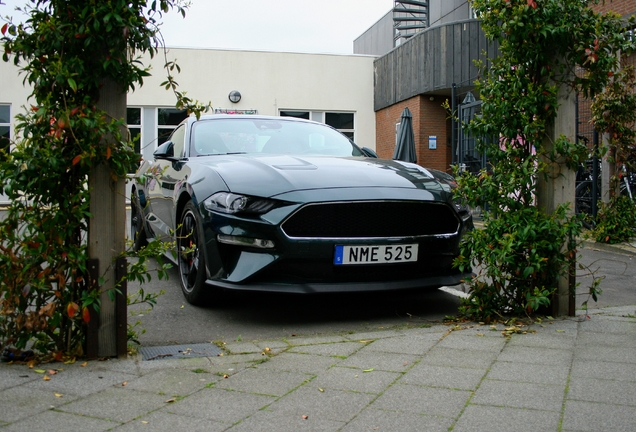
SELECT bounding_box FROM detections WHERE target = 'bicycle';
[575,159,600,229]
[619,164,635,200]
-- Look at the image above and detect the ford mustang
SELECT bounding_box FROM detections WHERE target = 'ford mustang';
[131,115,472,305]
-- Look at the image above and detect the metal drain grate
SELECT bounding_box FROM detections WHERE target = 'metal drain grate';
[139,343,223,361]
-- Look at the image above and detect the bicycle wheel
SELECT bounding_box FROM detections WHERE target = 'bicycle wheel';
[575,180,597,229]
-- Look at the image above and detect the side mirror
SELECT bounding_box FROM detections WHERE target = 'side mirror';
[154,141,175,159]
[361,147,379,158]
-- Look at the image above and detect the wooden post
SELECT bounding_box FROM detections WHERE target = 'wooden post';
[536,80,577,317]
[88,78,127,357]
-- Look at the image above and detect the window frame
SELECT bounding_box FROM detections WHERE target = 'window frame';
[0,104,11,153]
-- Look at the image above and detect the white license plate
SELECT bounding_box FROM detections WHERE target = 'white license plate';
[334,244,418,265]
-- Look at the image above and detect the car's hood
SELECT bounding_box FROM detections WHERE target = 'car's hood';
[194,154,449,198]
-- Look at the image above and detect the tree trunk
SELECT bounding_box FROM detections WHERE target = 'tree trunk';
[88,78,127,358]
[536,80,576,317]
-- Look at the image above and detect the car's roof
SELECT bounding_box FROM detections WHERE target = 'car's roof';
[191,114,320,125]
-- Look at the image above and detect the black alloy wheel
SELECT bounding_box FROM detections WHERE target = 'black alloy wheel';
[178,201,209,305]
[131,191,148,251]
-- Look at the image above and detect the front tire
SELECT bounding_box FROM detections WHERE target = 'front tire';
[178,201,210,305]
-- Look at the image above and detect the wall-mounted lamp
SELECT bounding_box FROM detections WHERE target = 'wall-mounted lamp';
[429,96,435,101]
[228,90,241,103]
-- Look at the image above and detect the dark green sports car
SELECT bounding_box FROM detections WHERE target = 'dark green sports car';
[131,115,472,305]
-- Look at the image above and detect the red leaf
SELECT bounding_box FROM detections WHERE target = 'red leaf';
[54,351,63,362]
[72,155,81,166]
[105,146,111,160]
[67,302,79,318]
[82,307,90,323]
[1,23,7,36]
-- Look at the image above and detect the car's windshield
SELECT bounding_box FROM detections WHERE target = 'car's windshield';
[190,118,363,157]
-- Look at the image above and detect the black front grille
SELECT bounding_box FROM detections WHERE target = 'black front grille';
[281,201,459,238]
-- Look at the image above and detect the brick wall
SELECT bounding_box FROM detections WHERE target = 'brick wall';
[591,0,636,15]
[375,95,453,173]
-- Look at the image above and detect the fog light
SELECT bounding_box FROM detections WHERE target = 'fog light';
[217,234,275,249]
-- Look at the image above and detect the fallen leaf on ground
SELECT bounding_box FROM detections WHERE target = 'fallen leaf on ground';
[318,388,324,392]
[43,375,51,381]
[34,369,46,374]
[363,368,374,373]
[122,381,127,386]
[302,415,308,420]
[81,362,88,367]
[54,393,63,398]
[165,398,176,403]
[47,370,57,375]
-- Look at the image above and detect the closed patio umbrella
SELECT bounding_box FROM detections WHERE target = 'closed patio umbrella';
[392,107,417,163]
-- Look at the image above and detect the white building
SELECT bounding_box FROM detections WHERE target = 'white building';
[0,47,378,203]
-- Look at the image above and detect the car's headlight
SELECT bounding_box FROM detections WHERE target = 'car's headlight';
[203,192,276,214]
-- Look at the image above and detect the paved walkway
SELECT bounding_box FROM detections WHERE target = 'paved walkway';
[1,304,635,431]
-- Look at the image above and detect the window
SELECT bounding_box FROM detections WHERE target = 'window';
[157,108,188,145]
[169,125,186,158]
[280,110,355,140]
[326,112,354,140]
[0,105,10,154]
[127,107,142,154]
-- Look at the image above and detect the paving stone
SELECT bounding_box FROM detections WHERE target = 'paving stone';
[344,329,406,341]
[507,331,577,349]
[0,367,41,391]
[0,409,118,432]
[471,380,565,411]
[341,408,452,432]
[288,342,364,357]
[577,318,636,335]
[308,366,400,394]
[437,334,507,351]
[136,356,220,372]
[255,352,343,374]
[453,404,560,432]
[286,335,349,346]
[222,341,262,354]
[562,400,636,432]
[165,387,275,423]
[574,345,636,364]
[497,345,573,366]
[24,366,137,397]
[567,377,636,406]
[339,350,419,372]
[371,383,471,417]
[121,368,218,396]
[361,333,441,355]
[401,364,487,390]
[57,387,168,423]
[570,359,636,382]
[227,408,345,431]
[417,347,499,369]
[0,385,80,423]
[266,385,375,423]
[113,410,226,432]
[214,367,312,397]
[486,361,570,386]
[458,324,509,338]
[574,331,636,348]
